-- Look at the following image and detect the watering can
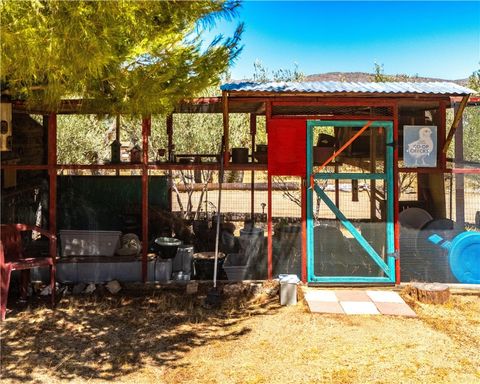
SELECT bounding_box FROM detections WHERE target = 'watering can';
[428,231,480,284]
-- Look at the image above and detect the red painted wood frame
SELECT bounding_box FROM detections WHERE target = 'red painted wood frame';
[439,101,447,171]
[8,95,465,285]
[42,114,153,282]
[266,99,398,284]
[267,174,273,279]
[301,180,307,283]
[250,113,256,222]
[393,105,400,284]
[317,121,373,171]
[222,91,230,165]
[48,114,58,267]
[141,116,151,282]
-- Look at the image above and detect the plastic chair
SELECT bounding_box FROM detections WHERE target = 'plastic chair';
[1,224,56,320]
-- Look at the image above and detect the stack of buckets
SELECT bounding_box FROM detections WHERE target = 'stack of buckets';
[172,245,194,281]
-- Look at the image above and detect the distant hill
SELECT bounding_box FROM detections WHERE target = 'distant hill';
[304,72,469,86]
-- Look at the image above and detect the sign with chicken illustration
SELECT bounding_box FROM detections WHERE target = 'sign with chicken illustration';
[403,125,437,168]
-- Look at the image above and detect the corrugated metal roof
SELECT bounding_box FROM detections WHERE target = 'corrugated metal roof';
[220,81,475,95]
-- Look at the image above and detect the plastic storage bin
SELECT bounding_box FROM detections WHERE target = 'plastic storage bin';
[172,245,193,273]
[60,230,121,256]
[152,258,172,283]
[223,253,249,281]
[192,252,225,280]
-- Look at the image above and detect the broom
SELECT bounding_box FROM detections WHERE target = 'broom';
[204,136,225,308]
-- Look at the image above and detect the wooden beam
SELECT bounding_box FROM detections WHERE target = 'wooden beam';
[250,114,256,222]
[443,95,469,154]
[270,115,393,121]
[166,114,173,160]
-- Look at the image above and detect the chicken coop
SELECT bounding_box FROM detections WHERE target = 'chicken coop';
[1,81,479,286]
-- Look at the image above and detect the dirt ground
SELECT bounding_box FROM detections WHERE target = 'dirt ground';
[1,283,479,384]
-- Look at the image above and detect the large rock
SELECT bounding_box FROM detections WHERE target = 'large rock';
[84,283,96,294]
[106,280,122,294]
[72,283,86,295]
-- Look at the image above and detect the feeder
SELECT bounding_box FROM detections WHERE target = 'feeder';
[152,237,182,259]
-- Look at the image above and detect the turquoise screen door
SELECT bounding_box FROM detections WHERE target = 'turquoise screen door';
[306,120,395,283]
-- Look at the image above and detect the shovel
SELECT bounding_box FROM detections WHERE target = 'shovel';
[204,137,226,308]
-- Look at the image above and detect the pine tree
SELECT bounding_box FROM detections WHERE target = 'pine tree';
[1,0,243,115]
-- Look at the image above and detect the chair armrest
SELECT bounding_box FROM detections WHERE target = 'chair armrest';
[0,241,5,266]
[14,224,57,241]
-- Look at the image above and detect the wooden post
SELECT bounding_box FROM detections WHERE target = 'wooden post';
[116,115,121,176]
[250,113,256,222]
[370,126,377,220]
[166,114,173,162]
[334,126,339,208]
[42,115,49,165]
[301,177,307,283]
[443,95,469,154]
[438,101,447,170]
[454,102,465,226]
[141,116,151,283]
[166,114,173,213]
[393,104,400,285]
[266,101,272,280]
[222,91,230,165]
[267,174,273,280]
[116,115,121,140]
[48,113,57,266]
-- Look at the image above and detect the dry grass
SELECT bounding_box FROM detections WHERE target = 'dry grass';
[1,285,479,384]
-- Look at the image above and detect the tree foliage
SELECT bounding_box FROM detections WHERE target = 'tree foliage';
[1,0,243,115]
[373,62,419,82]
[373,62,389,82]
[464,68,480,163]
[468,67,480,91]
[252,60,305,83]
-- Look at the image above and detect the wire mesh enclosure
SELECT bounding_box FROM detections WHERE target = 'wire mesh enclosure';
[398,171,479,283]
[271,176,302,277]
[271,105,393,117]
[171,170,270,279]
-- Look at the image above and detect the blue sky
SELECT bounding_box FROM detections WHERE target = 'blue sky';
[207,1,480,80]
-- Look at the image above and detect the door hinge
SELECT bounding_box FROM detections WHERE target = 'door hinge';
[388,250,399,260]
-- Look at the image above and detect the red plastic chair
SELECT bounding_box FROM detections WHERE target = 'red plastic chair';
[1,224,56,320]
